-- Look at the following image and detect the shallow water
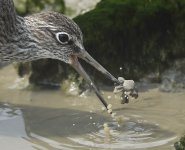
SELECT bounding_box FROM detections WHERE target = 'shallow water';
[0,66,185,150]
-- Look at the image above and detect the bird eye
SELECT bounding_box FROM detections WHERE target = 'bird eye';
[56,32,70,44]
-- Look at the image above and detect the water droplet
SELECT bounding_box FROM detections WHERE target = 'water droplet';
[103,123,108,128]
[107,96,112,99]
[101,107,106,111]
[111,112,117,118]
[107,104,112,109]
[108,109,112,114]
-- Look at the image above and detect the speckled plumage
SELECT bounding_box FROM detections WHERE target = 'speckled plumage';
[0,0,83,66]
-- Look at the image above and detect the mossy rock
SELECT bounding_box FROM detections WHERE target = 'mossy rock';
[174,135,185,150]
[28,59,76,87]
[74,0,185,81]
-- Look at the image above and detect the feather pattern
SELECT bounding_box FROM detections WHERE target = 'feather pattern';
[0,0,83,65]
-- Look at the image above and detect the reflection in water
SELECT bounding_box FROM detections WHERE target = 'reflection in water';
[0,104,46,150]
[0,103,177,150]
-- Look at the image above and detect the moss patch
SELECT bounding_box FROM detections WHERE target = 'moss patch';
[74,0,185,81]
[175,135,185,150]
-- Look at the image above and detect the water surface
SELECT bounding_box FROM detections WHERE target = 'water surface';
[0,65,185,150]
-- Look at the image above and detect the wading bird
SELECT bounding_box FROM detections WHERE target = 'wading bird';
[0,0,137,109]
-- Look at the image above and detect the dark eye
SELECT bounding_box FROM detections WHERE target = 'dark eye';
[56,32,70,44]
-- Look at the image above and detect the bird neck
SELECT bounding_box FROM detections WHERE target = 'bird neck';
[0,0,17,35]
[0,0,47,64]
[0,16,39,64]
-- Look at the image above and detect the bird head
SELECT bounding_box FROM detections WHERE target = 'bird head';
[24,12,119,85]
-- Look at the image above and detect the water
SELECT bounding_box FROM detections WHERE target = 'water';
[0,66,185,150]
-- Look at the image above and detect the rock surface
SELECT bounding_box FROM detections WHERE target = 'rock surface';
[64,0,100,17]
[174,135,185,150]
[160,59,185,92]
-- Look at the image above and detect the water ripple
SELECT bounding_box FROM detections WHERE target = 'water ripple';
[68,117,176,149]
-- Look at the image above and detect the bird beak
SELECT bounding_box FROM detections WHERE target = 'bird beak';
[69,54,109,108]
[79,51,120,84]
[69,49,121,109]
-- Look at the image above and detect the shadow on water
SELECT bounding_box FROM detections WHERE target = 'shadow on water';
[0,103,111,150]
[0,102,110,137]
[0,101,177,150]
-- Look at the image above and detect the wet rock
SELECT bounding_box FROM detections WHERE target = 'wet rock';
[160,59,185,92]
[174,135,185,150]
[74,0,185,82]
[64,0,100,17]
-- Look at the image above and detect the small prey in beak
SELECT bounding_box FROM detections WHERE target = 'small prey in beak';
[69,49,138,110]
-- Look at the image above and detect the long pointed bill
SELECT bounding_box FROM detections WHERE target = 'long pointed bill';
[70,55,109,109]
[79,51,121,85]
